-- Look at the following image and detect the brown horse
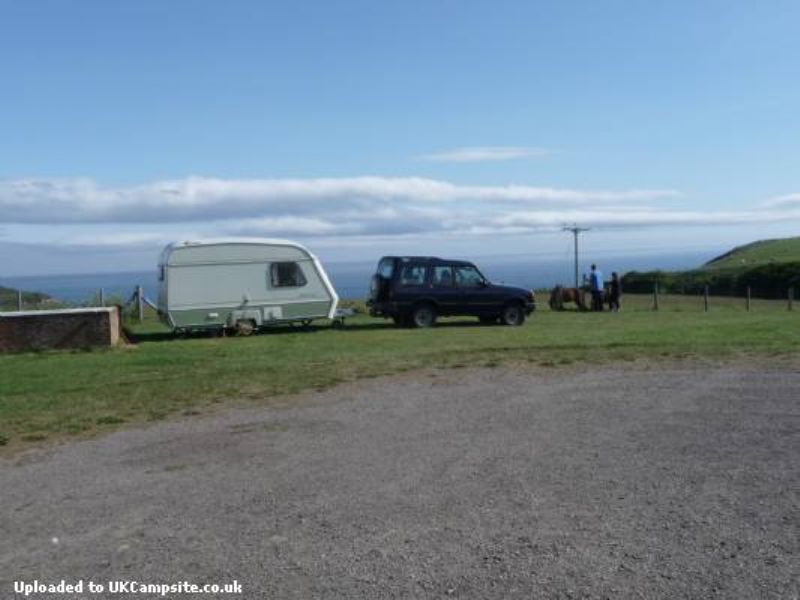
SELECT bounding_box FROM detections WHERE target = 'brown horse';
[549,285,587,311]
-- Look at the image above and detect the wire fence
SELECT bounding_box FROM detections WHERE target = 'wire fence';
[659,283,793,311]
[545,285,796,313]
[625,289,793,313]
[1,287,138,314]
[4,283,798,316]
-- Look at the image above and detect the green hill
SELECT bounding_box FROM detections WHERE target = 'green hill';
[623,236,800,298]
[703,236,800,269]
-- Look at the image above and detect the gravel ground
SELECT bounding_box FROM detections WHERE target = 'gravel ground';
[1,362,798,599]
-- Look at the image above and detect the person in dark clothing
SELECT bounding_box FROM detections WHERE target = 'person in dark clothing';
[608,271,622,312]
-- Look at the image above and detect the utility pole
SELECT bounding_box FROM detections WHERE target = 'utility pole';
[563,224,590,288]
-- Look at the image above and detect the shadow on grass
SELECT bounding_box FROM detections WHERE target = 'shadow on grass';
[123,328,177,343]
[125,318,497,343]
[124,321,387,343]
[337,320,490,331]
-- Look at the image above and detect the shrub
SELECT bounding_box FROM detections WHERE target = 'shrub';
[623,262,800,299]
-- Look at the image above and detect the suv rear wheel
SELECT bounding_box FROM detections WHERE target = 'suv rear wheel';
[500,303,525,326]
[411,303,437,328]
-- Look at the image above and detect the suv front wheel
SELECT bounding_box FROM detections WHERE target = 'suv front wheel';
[500,303,525,326]
[411,303,437,328]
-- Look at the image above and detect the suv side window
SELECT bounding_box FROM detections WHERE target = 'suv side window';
[399,263,428,286]
[378,258,394,278]
[431,265,454,287]
[454,265,484,288]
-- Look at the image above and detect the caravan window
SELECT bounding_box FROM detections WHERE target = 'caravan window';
[270,262,307,288]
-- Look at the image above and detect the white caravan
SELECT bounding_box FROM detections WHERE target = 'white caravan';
[157,239,339,333]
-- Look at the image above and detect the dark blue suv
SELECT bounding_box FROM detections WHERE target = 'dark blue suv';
[367,256,536,328]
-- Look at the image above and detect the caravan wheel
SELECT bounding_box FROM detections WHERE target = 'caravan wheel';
[234,319,256,336]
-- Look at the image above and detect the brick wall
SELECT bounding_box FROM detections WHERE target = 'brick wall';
[0,307,122,353]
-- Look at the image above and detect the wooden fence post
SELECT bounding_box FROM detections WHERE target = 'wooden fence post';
[703,285,709,312]
[653,282,659,311]
[746,286,751,312]
[137,285,144,323]
[17,290,23,311]
[790,287,795,312]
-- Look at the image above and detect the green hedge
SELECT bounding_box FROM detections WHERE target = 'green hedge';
[623,262,800,298]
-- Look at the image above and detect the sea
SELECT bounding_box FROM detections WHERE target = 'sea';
[1,250,715,304]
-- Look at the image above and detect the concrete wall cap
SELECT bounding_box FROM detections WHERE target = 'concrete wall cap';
[0,307,118,318]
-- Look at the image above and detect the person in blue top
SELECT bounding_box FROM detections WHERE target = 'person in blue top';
[589,264,604,311]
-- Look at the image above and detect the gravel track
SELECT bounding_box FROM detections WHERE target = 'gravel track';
[1,362,798,599]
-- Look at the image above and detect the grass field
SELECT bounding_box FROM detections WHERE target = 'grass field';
[0,293,798,451]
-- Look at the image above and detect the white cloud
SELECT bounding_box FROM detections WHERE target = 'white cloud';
[417,146,549,163]
[483,208,787,231]
[761,193,800,208]
[3,176,800,255]
[0,176,679,224]
[229,216,346,236]
[61,231,197,247]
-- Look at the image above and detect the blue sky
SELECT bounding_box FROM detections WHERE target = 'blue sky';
[1,0,800,274]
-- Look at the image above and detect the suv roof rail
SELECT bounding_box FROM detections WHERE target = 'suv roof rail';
[391,256,475,263]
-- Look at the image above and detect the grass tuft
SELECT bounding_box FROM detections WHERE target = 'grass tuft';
[96,415,126,425]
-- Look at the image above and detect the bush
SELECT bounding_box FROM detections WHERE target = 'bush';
[623,262,800,299]
[338,299,367,314]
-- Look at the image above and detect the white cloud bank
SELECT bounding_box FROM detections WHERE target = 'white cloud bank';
[762,193,800,208]
[1,176,798,250]
[417,146,549,163]
[0,176,678,224]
